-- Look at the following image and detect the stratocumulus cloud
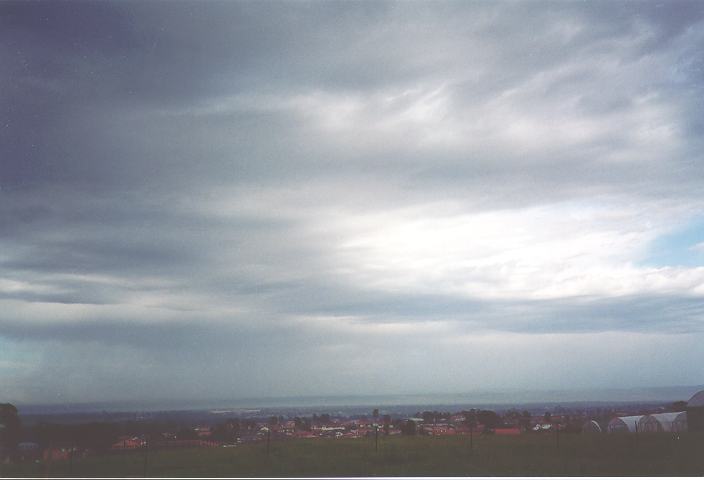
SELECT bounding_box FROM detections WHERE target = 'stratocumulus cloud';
[1,1,703,403]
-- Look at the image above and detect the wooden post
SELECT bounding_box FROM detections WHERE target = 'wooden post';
[469,422,473,456]
[374,425,379,453]
[266,429,271,457]
[555,422,560,451]
[45,443,53,478]
[68,447,73,476]
[634,420,638,450]
[142,438,148,477]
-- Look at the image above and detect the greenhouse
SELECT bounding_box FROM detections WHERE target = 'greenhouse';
[581,420,603,433]
[686,390,704,432]
[648,412,687,432]
[638,414,663,433]
[607,415,644,433]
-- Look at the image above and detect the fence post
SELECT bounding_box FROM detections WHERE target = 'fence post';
[374,425,379,453]
[45,442,53,478]
[143,438,148,477]
[122,439,127,476]
[469,423,473,456]
[266,429,271,457]
[634,420,638,450]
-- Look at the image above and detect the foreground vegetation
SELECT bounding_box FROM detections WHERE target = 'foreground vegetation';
[3,432,703,477]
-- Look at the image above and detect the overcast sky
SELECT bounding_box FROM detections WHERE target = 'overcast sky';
[1,0,704,405]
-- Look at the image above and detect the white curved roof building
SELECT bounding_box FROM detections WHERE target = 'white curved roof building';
[608,415,644,433]
[687,390,704,432]
[638,415,662,433]
[638,412,687,433]
[648,412,687,432]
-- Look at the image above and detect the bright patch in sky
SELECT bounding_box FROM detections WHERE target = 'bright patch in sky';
[643,217,704,267]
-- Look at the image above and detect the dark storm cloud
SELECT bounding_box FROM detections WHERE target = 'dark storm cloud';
[3,0,701,191]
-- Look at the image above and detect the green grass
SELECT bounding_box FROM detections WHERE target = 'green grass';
[3,433,704,477]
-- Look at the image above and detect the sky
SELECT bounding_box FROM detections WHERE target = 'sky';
[1,0,704,406]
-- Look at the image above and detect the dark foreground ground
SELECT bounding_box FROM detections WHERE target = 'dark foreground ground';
[3,432,703,477]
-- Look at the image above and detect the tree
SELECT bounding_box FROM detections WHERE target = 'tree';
[382,415,391,435]
[519,410,531,432]
[504,409,521,425]
[421,410,442,424]
[293,417,305,431]
[228,418,241,434]
[294,417,311,431]
[175,427,198,441]
[211,423,234,443]
[74,423,119,452]
[0,404,21,458]
[462,410,478,429]
[400,420,417,435]
[35,422,70,448]
[211,419,241,443]
[477,410,500,432]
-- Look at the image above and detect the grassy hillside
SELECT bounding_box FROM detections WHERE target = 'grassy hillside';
[3,432,703,477]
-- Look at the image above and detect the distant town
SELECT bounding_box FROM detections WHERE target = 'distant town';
[2,389,702,464]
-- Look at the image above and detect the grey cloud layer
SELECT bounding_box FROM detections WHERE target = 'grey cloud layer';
[4,1,703,190]
[2,1,704,402]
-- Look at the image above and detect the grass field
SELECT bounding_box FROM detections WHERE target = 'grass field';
[3,433,703,477]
